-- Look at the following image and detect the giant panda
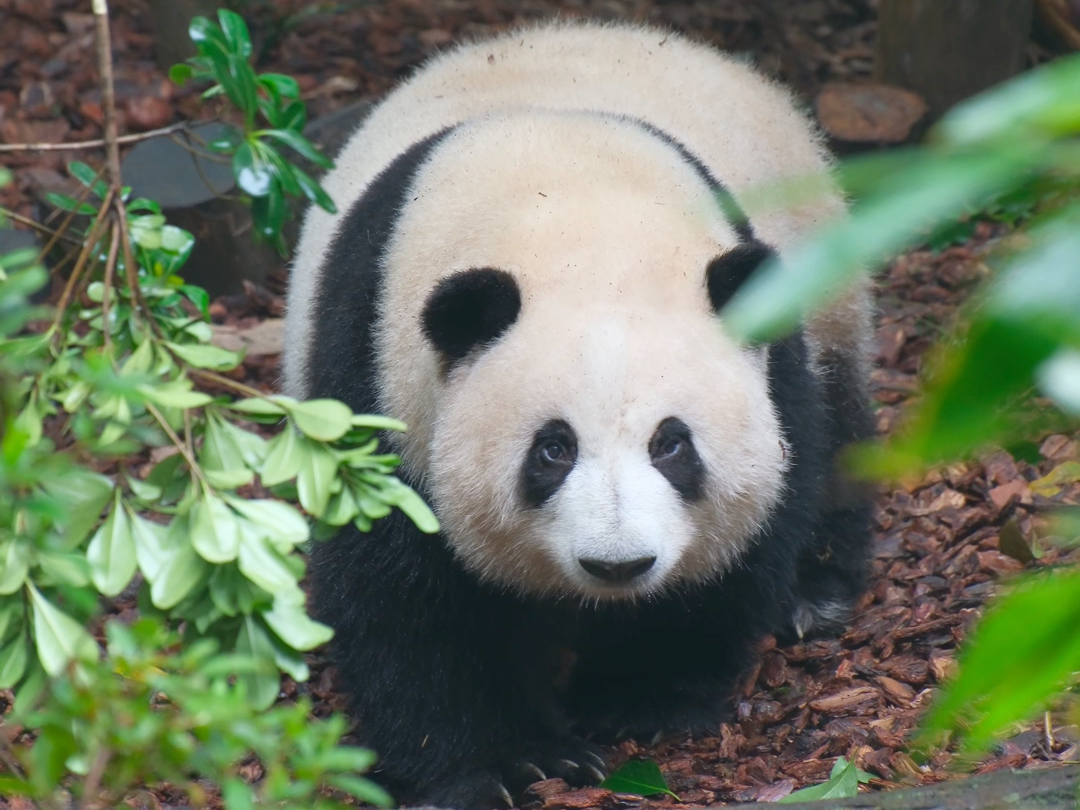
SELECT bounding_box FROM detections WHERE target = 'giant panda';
[283,19,874,810]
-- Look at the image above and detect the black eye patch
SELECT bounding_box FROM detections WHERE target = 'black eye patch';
[649,417,705,501]
[421,268,521,369]
[521,419,578,508]
[705,241,777,313]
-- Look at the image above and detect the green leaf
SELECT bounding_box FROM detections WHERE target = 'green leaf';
[42,468,114,549]
[169,62,194,85]
[0,597,22,644]
[0,632,28,688]
[288,398,353,441]
[228,396,288,416]
[129,508,168,581]
[918,569,1080,756]
[601,759,678,799]
[779,757,870,803]
[217,9,253,58]
[723,150,1030,343]
[292,164,338,214]
[259,127,333,169]
[68,160,108,198]
[380,479,440,534]
[236,615,280,709]
[225,496,309,549]
[43,191,98,215]
[233,141,273,197]
[237,529,299,594]
[138,380,214,409]
[262,593,333,651]
[328,774,394,808]
[86,492,138,596]
[191,491,241,563]
[1039,349,1080,414]
[296,442,339,515]
[167,340,243,371]
[0,540,31,595]
[260,425,307,486]
[258,72,300,100]
[148,515,209,609]
[27,583,98,676]
[36,551,91,588]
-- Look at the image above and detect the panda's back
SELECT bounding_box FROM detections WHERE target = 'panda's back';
[284,20,867,398]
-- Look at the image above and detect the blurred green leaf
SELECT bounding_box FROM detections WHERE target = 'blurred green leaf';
[86,492,137,596]
[28,584,98,676]
[601,759,678,799]
[217,9,252,59]
[779,757,871,803]
[918,569,1080,756]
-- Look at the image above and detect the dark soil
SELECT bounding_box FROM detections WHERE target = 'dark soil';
[1,1,1079,809]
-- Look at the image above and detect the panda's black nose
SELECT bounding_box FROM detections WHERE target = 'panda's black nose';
[579,556,656,583]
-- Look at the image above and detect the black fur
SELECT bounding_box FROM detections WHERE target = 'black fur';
[305,126,456,414]
[521,419,578,508]
[706,243,778,313]
[304,127,871,809]
[648,417,705,501]
[422,268,522,368]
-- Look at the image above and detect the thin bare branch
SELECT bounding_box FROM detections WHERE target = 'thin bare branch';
[78,746,112,810]
[0,207,84,248]
[51,185,117,334]
[101,220,121,354]
[0,122,190,153]
[92,0,122,186]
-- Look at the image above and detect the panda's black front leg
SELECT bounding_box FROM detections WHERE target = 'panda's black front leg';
[309,509,604,809]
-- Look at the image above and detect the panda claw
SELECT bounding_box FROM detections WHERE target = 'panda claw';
[498,783,514,807]
[585,763,606,782]
[520,761,547,781]
[650,730,664,746]
[556,758,580,772]
[585,751,607,771]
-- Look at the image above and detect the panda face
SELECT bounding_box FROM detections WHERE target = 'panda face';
[375,112,791,598]
[423,302,786,600]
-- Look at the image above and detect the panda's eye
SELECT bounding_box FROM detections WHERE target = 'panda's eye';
[521,419,578,508]
[657,437,682,459]
[648,417,705,501]
[541,441,568,464]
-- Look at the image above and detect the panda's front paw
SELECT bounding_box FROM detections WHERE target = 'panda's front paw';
[412,739,606,810]
[505,736,607,789]
[414,769,517,810]
[573,688,734,743]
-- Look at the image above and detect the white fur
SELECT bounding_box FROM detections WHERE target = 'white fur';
[283,21,871,598]
[284,20,871,396]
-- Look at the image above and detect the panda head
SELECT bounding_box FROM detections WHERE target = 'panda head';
[376,113,790,600]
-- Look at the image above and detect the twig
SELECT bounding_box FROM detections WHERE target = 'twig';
[0,207,84,248]
[113,202,159,336]
[101,220,120,354]
[0,122,190,153]
[92,0,122,186]
[78,746,112,810]
[146,401,208,486]
[189,368,267,400]
[50,185,117,334]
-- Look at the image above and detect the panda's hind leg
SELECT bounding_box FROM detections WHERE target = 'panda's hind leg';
[787,347,875,640]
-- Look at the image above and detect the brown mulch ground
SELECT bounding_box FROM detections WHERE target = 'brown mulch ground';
[2,1,1079,809]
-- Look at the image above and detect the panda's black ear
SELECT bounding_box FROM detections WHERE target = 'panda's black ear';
[706,241,777,313]
[421,268,522,366]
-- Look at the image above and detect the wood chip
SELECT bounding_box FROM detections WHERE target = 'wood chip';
[877,675,916,704]
[809,686,878,714]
